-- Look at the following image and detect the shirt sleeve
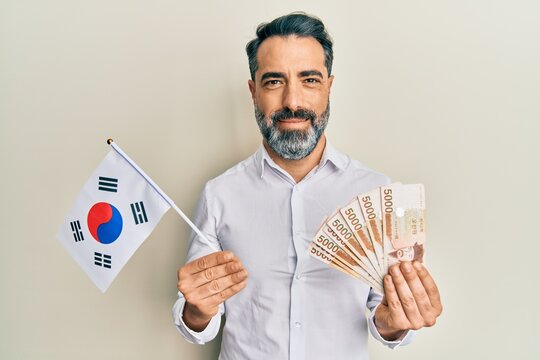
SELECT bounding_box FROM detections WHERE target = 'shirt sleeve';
[171,183,224,344]
[366,288,415,349]
[172,291,224,344]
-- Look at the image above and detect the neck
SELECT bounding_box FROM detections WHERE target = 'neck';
[263,135,327,183]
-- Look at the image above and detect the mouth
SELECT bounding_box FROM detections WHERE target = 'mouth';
[278,118,309,123]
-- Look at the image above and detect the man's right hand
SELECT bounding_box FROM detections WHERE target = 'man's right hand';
[177,251,248,332]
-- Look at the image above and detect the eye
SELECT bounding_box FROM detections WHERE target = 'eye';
[304,78,321,85]
[263,79,282,87]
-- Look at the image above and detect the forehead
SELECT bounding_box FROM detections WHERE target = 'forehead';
[256,35,327,78]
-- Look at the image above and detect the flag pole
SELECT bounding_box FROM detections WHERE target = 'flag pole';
[106,138,220,252]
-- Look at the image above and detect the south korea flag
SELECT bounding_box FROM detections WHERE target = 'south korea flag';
[57,143,171,292]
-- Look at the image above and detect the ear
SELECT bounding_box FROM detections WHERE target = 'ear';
[327,75,335,95]
[248,79,256,101]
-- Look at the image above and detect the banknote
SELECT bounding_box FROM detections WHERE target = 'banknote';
[309,236,383,294]
[358,188,386,274]
[308,243,359,278]
[381,183,426,267]
[325,211,385,282]
[312,224,383,288]
[340,198,384,279]
[309,183,427,294]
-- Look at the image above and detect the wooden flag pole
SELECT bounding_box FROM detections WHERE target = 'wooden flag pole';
[107,138,220,252]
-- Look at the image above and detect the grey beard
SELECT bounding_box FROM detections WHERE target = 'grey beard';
[255,104,330,160]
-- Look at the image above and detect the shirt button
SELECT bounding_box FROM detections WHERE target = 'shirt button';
[294,321,302,328]
[295,274,302,280]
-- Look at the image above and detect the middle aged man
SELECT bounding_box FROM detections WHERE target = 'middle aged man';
[173,12,442,360]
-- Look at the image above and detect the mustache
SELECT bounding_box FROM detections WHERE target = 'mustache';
[270,108,317,124]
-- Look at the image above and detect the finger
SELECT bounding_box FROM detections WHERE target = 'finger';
[192,269,248,300]
[413,261,443,315]
[390,265,424,330]
[202,279,248,308]
[183,251,236,276]
[400,262,436,325]
[190,260,244,288]
[383,274,410,329]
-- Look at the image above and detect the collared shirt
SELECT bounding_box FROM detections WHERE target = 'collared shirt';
[172,142,413,360]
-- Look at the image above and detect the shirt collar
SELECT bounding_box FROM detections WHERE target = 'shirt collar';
[255,140,348,179]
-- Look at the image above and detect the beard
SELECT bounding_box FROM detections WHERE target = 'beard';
[255,102,330,160]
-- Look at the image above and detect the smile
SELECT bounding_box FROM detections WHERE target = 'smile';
[278,118,309,123]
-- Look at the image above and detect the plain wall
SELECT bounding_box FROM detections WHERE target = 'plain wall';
[1,0,539,359]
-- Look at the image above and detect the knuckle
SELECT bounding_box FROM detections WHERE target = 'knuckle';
[178,281,187,294]
[391,274,405,285]
[424,317,436,327]
[178,267,186,280]
[204,268,214,281]
[389,299,402,310]
[235,280,247,292]
[418,301,433,314]
[227,261,239,273]
[415,266,426,277]
[402,269,416,280]
[197,257,208,270]
[210,279,220,292]
[426,284,439,295]
[401,296,416,308]
[184,293,194,303]
[234,270,247,282]
[416,290,429,301]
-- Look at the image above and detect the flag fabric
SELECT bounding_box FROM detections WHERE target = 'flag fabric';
[57,147,171,292]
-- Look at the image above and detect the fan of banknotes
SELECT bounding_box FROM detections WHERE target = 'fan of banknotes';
[308,183,426,294]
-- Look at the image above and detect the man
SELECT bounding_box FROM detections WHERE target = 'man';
[172,12,442,360]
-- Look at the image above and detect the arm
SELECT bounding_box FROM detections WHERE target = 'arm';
[171,184,248,343]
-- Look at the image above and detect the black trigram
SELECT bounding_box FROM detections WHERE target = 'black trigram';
[98,176,118,192]
[70,220,84,242]
[94,252,112,269]
[130,201,148,225]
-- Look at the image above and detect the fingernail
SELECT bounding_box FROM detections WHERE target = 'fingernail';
[413,261,423,271]
[224,251,233,260]
[402,262,412,273]
[390,265,400,276]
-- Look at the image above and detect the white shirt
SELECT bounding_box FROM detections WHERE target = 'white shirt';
[172,142,413,359]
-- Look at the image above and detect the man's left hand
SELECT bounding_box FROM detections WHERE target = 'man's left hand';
[374,261,443,341]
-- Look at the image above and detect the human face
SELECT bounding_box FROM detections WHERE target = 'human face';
[249,36,334,160]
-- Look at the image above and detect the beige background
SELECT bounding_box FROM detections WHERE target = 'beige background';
[1,0,539,359]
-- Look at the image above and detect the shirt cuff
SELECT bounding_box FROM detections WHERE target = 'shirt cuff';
[172,292,222,344]
[368,303,415,349]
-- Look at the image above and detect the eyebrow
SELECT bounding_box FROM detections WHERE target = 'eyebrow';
[299,70,323,78]
[260,70,324,82]
[260,72,286,81]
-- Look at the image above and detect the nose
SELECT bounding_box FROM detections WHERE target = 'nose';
[282,82,303,112]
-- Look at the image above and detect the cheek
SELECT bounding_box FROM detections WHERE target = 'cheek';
[255,87,283,106]
[308,92,330,113]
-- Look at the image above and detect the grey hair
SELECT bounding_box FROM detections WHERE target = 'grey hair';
[245,12,334,80]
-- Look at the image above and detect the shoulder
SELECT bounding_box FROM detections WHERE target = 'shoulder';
[202,151,259,196]
[347,157,391,184]
[330,145,391,186]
